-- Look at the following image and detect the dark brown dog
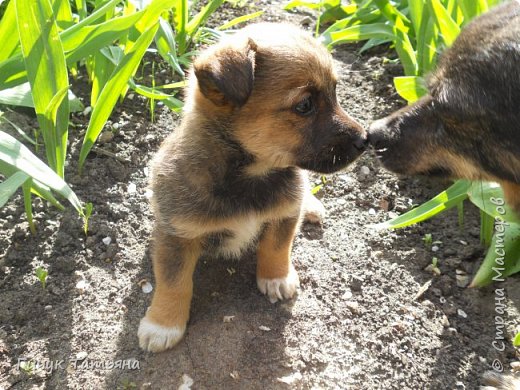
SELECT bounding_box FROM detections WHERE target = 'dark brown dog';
[368,1,520,215]
[138,23,366,352]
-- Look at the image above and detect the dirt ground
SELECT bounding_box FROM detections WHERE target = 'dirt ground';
[1,2,519,390]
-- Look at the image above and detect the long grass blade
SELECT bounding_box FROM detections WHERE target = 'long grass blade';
[378,180,471,229]
[0,170,28,207]
[0,0,19,62]
[470,223,520,287]
[0,131,82,212]
[78,23,160,171]
[428,0,460,47]
[15,0,70,178]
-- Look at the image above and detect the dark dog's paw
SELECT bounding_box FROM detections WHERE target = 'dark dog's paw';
[481,371,520,390]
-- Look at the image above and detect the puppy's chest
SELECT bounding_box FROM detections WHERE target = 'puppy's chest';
[205,216,265,258]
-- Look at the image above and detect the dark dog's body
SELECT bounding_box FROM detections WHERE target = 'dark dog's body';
[369,0,520,214]
[138,23,366,352]
[369,3,520,388]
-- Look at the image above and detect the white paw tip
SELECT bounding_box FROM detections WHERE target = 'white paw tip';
[304,196,326,224]
[257,266,300,303]
[138,316,185,352]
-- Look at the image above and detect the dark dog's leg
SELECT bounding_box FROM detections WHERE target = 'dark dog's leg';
[138,229,201,352]
[256,217,300,303]
[500,181,520,216]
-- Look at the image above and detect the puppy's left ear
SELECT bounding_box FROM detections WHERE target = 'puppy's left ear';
[194,38,257,107]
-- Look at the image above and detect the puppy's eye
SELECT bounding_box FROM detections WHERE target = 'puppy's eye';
[294,97,314,115]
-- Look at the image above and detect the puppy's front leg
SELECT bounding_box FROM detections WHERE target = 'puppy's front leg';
[138,229,201,352]
[257,217,300,303]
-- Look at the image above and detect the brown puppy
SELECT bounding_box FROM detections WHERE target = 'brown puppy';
[368,1,520,215]
[138,23,367,352]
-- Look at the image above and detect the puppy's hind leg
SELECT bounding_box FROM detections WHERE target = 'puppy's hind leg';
[256,217,300,303]
[138,229,201,352]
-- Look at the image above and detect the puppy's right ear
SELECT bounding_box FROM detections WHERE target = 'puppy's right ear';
[194,38,257,107]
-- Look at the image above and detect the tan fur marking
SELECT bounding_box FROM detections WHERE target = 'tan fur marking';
[146,236,201,328]
[256,219,298,280]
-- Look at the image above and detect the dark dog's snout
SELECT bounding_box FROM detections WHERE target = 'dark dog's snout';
[353,134,369,151]
[367,118,390,150]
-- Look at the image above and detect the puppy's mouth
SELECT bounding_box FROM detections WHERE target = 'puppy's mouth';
[297,146,364,174]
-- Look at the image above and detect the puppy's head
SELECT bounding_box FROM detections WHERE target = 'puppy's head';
[189,23,367,175]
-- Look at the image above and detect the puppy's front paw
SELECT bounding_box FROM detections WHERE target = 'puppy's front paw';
[257,264,300,303]
[303,194,326,224]
[138,316,186,352]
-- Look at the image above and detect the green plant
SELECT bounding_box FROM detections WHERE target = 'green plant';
[289,0,501,101]
[83,202,94,235]
[35,266,48,289]
[19,360,34,375]
[1,0,261,230]
[422,233,433,247]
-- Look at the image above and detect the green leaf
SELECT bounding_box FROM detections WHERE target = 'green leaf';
[0,83,83,112]
[468,181,520,224]
[323,23,396,47]
[22,178,35,233]
[0,131,82,213]
[470,222,520,287]
[186,0,224,36]
[480,210,495,247]
[0,170,28,207]
[91,51,116,107]
[0,1,141,90]
[379,180,471,229]
[78,23,160,171]
[0,0,19,62]
[16,0,70,178]
[218,11,264,30]
[393,76,428,103]
[129,79,174,100]
[428,0,461,47]
[284,0,325,10]
[155,18,184,76]
[513,332,520,347]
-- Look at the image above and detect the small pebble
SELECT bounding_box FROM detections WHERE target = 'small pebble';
[82,106,92,116]
[345,301,360,314]
[432,245,439,252]
[102,237,112,246]
[141,281,153,294]
[359,166,370,175]
[75,279,88,293]
[368,208,376,216]
[259,325,271,332]
[457,309,468,318]
[144,189,154,199]
[76,351,88,360]
[128,183,137,193]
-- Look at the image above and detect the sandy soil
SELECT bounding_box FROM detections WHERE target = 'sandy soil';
[1,2,519,389]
